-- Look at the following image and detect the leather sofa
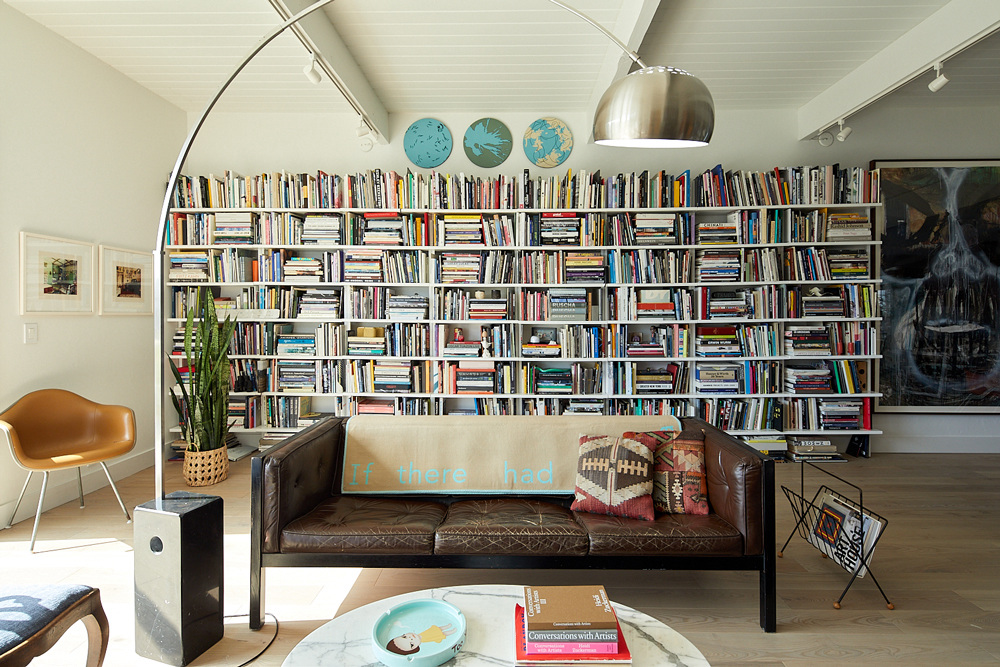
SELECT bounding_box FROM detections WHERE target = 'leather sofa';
[249,414,776,632]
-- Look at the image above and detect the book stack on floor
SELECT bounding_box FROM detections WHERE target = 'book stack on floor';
[786,437,846,463]
[515,585,631,665]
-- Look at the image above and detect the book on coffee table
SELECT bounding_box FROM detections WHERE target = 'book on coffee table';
[514,604,632,665]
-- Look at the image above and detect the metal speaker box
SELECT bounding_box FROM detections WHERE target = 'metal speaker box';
[134,491,224,666]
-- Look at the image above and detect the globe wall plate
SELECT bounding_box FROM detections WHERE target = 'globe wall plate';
[464,117,512,168]
[523,117,573,168]
[404,118,453,168]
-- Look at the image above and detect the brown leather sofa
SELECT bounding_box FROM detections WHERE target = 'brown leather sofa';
[249,415,776,632]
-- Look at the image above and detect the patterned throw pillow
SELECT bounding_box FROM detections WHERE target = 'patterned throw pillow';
[626,428,709,515]
[570,434,655,521]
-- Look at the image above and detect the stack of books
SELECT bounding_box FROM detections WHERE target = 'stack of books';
[468,297,509,319]
[784,364,833,394]
[549,288,589,321]
[283,256,323,282]
[168,250,211,282]
[633,212,677,245]
[694,363,740,394]
[438,252,483,283]
[633,367,674,393]
[213,211,256,244]
[827,249,870,279]
[533,367,573,394]
[373,360,412,393]
[800,287,845,317]
[514,585,631,665]
[276,360,316,392]
[539,212,581,245]
[635,289,677,320]
[453,360,495,394]
[819,398,865,430]
[443,339,482,357]
[695,325,740,357]
[696,219,738,244]
[825,212,871,240]
[564,252,606,283]
[347,327,385,356]
[786,437,845,462]
[562,399,604,415]
[705,289,751,319]
[343,248,383,282]
[301,214,342,244]
[361,212,404,245]
[443,213,485,244]
[522,342,562,357]
[275,332,316,356]
[296,289,342,319]
[783,325,832,356]
[354,397,396,415]
[695,249,741,282]
[386,294,429,320]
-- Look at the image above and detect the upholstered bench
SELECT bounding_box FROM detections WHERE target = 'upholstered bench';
[250,415,776,632]
[0,584,109,667]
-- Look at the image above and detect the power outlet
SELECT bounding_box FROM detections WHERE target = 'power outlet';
[24,323,38,344]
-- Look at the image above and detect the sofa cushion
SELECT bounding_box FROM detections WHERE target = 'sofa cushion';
[574,511,743,556]
[280,496,447,554]
[570,434,655,521]
[434,498,589,556]
[632,427,709,515]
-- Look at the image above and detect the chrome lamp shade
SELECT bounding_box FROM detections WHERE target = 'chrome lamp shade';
[594,66,715,148]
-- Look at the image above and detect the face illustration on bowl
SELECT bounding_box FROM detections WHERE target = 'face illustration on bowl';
[385,624,456,656]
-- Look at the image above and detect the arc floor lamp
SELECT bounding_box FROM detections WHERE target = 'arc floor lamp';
[150,0,715,500]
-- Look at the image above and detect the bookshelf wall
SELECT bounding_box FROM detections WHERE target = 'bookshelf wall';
[164,164,882,452]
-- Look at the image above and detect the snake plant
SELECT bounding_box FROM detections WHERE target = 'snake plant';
[168,288,238,452]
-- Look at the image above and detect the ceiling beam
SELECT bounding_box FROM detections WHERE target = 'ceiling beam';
[584,0,660,140]
[797,0,1000,140]
[271,0,390,142]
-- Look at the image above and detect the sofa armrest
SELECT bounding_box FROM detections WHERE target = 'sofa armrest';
[686,417,772,556]
[252,416,347,553]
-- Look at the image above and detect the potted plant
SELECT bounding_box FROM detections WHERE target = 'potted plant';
[169,288,238,486]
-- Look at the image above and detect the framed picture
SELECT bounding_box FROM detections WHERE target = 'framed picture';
[19,232,95,315]
[531,326,558,344]
[875,159,1000,411]
[99,245,153,315]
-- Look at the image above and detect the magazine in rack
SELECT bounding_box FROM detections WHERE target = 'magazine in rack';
[807,488,885,578]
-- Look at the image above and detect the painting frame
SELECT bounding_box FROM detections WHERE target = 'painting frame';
[99,245,153,315]
[19,232,95,315]
[874,158,1000,412]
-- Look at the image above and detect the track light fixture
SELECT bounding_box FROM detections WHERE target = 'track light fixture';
[836,119,852,142]
[303,54,322,84]
[928,62,949,92]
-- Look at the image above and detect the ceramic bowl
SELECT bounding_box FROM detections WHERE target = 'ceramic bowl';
[371,598,466,667]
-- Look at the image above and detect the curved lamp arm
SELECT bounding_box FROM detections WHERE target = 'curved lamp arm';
[151,0,667,501]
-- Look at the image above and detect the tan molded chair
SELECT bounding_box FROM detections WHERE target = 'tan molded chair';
[0,389,135,552]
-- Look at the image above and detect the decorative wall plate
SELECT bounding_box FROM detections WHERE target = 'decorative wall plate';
[523,117,573,168]
[404,118,453,168]
[463,117,512,168]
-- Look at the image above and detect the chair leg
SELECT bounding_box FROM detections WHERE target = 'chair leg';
[99,461,131,523]
[81,591,110,667]
[4,471,33,530]
[78,467,85,508]
[30,471,49,552]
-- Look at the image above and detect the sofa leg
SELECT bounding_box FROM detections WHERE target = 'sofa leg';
[250,560,264,630]
[760,564,776,632]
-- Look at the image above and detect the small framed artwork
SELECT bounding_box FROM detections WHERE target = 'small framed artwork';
[531,326,558,344]
[20,232,95,315]
[99,245,153,315]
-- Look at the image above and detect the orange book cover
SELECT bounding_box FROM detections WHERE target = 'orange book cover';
[522,586,618,632]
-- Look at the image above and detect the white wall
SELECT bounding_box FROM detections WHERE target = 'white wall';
[185,98,1000,454]
[0,4,186,526]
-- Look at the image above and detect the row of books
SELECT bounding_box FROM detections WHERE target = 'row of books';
[171,164,879,212]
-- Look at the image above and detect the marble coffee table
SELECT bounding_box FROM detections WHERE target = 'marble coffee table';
[282,584,710,666]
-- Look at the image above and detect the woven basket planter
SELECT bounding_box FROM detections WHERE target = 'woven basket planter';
[183,447,229,487]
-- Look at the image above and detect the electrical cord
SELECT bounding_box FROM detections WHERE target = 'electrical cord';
[220,612,280,667]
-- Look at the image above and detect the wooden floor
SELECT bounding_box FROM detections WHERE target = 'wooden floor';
[2,453,998,666]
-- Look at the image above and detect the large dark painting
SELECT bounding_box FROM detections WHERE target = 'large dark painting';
[877,160,1000,411]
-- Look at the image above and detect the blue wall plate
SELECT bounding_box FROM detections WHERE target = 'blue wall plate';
[523,117,573,168]
[464,117,512,168]
[404,118,453,169]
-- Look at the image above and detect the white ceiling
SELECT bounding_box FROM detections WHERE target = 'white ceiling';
[7,0,1000,141]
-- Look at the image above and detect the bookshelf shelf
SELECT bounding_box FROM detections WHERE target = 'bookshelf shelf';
[163,165,882,452]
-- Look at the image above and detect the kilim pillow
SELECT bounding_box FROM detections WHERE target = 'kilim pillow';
[626,428,709,515]
[570,434,655,521]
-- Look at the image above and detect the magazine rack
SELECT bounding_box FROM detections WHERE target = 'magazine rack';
[778,462,893,609]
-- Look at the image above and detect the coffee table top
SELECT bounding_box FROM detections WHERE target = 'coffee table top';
[282,584,709,666]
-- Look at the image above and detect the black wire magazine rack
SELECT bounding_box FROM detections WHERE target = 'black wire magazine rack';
[779,462,893,609]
